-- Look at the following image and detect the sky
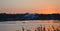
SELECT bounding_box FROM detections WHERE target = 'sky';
[0,0,60,14]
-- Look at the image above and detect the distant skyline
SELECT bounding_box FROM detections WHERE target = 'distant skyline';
[0,0,60,14]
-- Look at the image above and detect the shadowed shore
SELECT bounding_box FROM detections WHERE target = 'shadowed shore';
[0,13,60,21]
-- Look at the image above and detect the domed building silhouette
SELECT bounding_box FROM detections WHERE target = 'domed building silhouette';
[22,13,39,20]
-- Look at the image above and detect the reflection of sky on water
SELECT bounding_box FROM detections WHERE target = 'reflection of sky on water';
[0,20,60,31]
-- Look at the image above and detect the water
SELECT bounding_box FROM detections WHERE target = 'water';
[0,20,60,31]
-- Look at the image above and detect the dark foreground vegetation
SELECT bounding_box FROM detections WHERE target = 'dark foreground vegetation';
[16,25,60,31]
[0,13,60,21]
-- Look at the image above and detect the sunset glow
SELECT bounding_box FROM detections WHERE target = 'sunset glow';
[0,0,60,14]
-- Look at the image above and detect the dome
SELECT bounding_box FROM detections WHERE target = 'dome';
[22,14,39,20]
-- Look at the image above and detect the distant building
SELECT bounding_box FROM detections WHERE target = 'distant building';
[22,14,39,20]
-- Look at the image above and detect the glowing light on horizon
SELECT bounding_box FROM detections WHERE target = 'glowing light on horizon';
[0,0,60,14]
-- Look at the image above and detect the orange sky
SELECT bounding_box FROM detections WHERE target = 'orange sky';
[0,0,60,14]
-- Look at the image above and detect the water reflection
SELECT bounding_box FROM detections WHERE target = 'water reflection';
[0,20,60,31]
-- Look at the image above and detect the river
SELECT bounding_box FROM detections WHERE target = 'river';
[0,20,60,31]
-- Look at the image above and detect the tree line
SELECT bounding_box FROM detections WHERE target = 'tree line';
[0,13,60,21]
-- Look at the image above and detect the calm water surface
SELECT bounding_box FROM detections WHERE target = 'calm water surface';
[0,20,60,31]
